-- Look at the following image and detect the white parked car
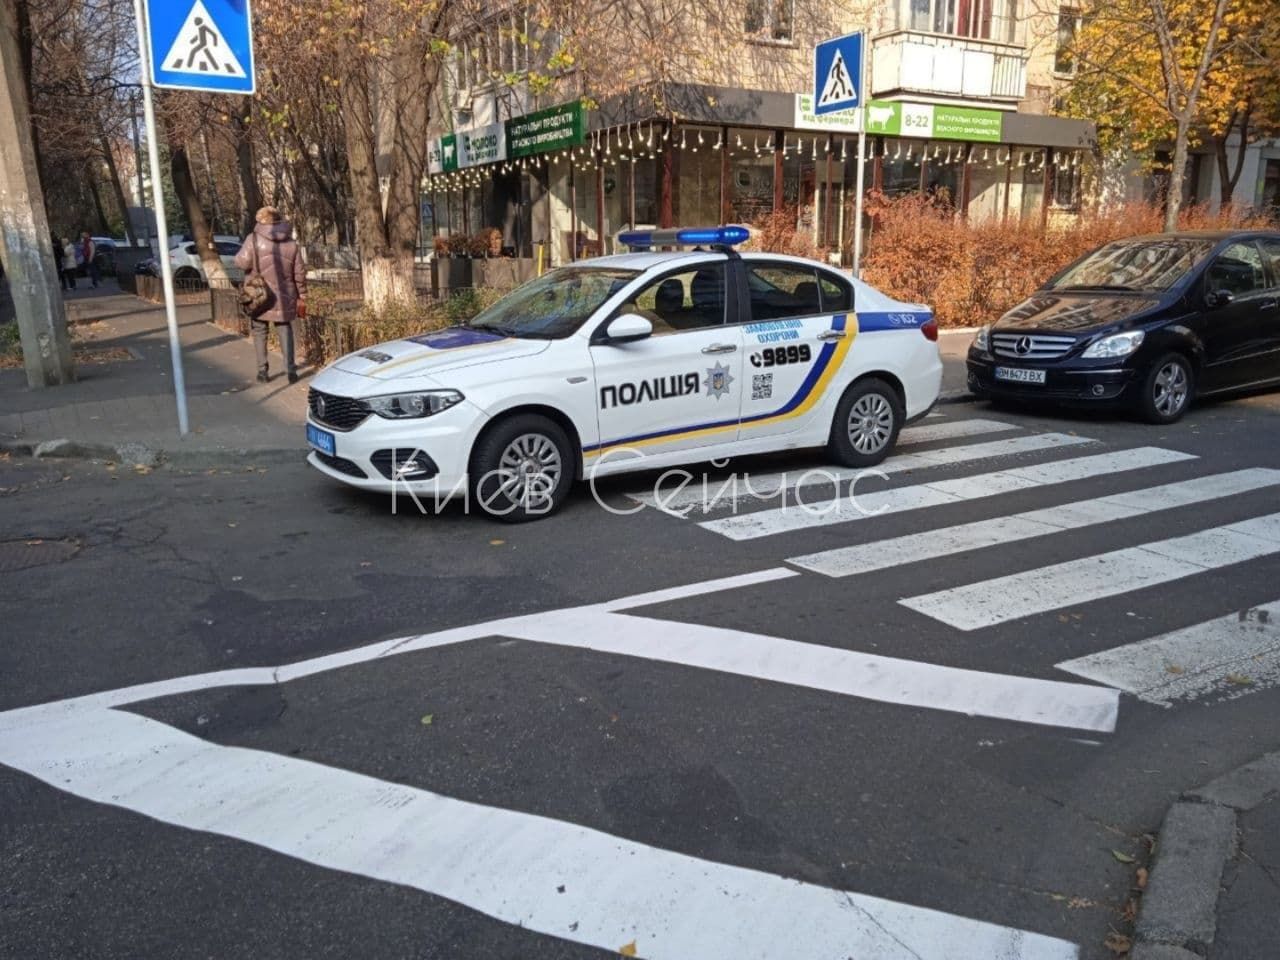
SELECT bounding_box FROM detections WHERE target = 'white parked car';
[168,239,245,284]
[305,226,942,520]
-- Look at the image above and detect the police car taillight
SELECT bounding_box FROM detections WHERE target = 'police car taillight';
[617,225,751,250]
[921,320,938,342]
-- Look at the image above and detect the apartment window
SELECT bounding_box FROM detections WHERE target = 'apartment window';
[897,0,1021,44]
[458,9,532,91]
[745,0,794,42]
[1055,8,1082,74]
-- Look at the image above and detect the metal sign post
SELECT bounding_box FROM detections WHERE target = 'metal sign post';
[131,0,257,436]
[852,48,869,279]
[814,31,868,278]
[131,0,189,435]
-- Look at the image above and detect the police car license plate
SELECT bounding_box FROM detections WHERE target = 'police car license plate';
[306,423,336,456]
[995,366,1046,385]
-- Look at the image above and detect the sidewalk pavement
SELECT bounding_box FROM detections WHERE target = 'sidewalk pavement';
[1,283,310,467]
[1133,751,1280,959]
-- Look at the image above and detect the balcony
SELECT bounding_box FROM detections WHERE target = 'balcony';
[871,29,1028,102]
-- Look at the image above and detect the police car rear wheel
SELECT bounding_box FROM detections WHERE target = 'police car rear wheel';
[471,414,573,522]
[828,379,903,467]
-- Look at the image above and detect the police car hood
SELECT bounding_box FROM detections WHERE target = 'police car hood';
[330,327,550,380]
[850,279,933,328]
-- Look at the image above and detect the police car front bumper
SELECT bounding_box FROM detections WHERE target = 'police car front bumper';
[305,400,484,500]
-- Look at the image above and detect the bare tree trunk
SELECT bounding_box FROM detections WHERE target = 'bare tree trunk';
[232,111,263,235]
[170,141,229,283]
[99,126,137,245]
[1213,105,1252,206]
[1164,119,1190,232]
[199,128,224,235]
[341,30,437,315]
[86,167,113,235]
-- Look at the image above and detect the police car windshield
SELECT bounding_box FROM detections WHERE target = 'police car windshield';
[467,266,640,338]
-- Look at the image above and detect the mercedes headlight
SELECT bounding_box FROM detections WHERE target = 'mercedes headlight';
[366,390,464,419]
[1082,331,1145,359]
[973,325,991,351]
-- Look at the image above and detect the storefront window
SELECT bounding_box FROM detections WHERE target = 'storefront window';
[966,144,1008,222]
[920,141,963,210]
[573,156,601,258]
[677,126,722,227]
[782,132,819,236]
[726,128,775,224]
[1009,148,1047,221]
[882,138,924,197]
[1052,150,1083,210]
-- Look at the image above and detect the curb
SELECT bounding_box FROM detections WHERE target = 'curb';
[937,389,977,405]
[1,437,302,470]
[1133,750,1280,955]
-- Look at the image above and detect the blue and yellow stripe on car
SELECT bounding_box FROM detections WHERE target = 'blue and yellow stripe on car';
[584,313,857,457]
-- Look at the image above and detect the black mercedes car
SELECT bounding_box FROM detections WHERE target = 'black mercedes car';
[967,230,1280,423]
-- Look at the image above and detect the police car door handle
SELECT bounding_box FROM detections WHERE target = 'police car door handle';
[702,343,737,355]
[817,330,847,341]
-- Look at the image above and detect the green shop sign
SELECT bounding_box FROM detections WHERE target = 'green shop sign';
[506,101,587,159]
[428,133,458,174]
[862,100,1004,143]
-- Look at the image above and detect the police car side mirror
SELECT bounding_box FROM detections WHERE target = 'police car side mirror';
[602,313,653,344]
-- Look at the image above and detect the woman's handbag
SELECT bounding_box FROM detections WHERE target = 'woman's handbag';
[238,238,272,318]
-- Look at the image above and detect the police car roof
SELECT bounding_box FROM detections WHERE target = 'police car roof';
[587,250,840,272]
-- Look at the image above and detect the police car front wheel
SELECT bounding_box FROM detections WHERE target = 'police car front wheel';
[471,414,573,522]
[828,378,903,468]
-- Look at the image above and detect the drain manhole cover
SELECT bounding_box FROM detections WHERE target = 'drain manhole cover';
[0,539,81,572]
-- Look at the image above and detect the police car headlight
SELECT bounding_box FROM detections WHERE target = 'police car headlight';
[1082,330,1145,359]
[366,390,463,419]
[973,325,991,352]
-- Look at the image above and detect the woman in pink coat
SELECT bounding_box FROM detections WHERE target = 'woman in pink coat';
[235,207,307,383]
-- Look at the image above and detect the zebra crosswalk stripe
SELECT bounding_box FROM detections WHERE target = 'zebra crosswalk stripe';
[703,446,1195,541]
[900,513,1280,631]
[790,468,1280,577]
[0,708,1079,960]
[629,429,1079,514]
[1056,600,1280,705]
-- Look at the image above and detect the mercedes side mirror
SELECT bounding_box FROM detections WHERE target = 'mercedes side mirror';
[602,313,653,344]
[1206,289,1235,309]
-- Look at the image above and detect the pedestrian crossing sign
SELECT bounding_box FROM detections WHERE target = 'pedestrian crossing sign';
[144,0,256,95]
[813,32,863,116]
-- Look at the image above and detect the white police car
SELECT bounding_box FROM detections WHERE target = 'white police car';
[306,226,941,520]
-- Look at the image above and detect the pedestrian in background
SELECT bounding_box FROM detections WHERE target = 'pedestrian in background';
[51,230,67,290]
[234,206,306,384]
[80,232,99,288]
[62,238,77,290]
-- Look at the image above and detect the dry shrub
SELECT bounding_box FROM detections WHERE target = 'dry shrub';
[745,206,831,262]
[862,197,1276,328]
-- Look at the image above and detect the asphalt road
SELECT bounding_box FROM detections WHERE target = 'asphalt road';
[3,390,1280,960]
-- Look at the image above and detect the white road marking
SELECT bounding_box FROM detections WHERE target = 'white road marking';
[1057,601,1280,705]
[511,610,1118,731]
[898,417,1020,444]
[704,446,1195,541]
[0,570,800,729]
[790,469,1279,577]
[901,513,1280,631]
[0,709,1079,960]
[630,430,1081,515]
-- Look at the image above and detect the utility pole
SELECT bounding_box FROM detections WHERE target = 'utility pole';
[131,94,151,250]
[0,0,74,388]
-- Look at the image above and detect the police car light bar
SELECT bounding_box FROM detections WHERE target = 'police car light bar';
[617,225,751,251]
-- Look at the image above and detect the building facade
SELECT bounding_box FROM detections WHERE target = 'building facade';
[423,0,1097,268]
